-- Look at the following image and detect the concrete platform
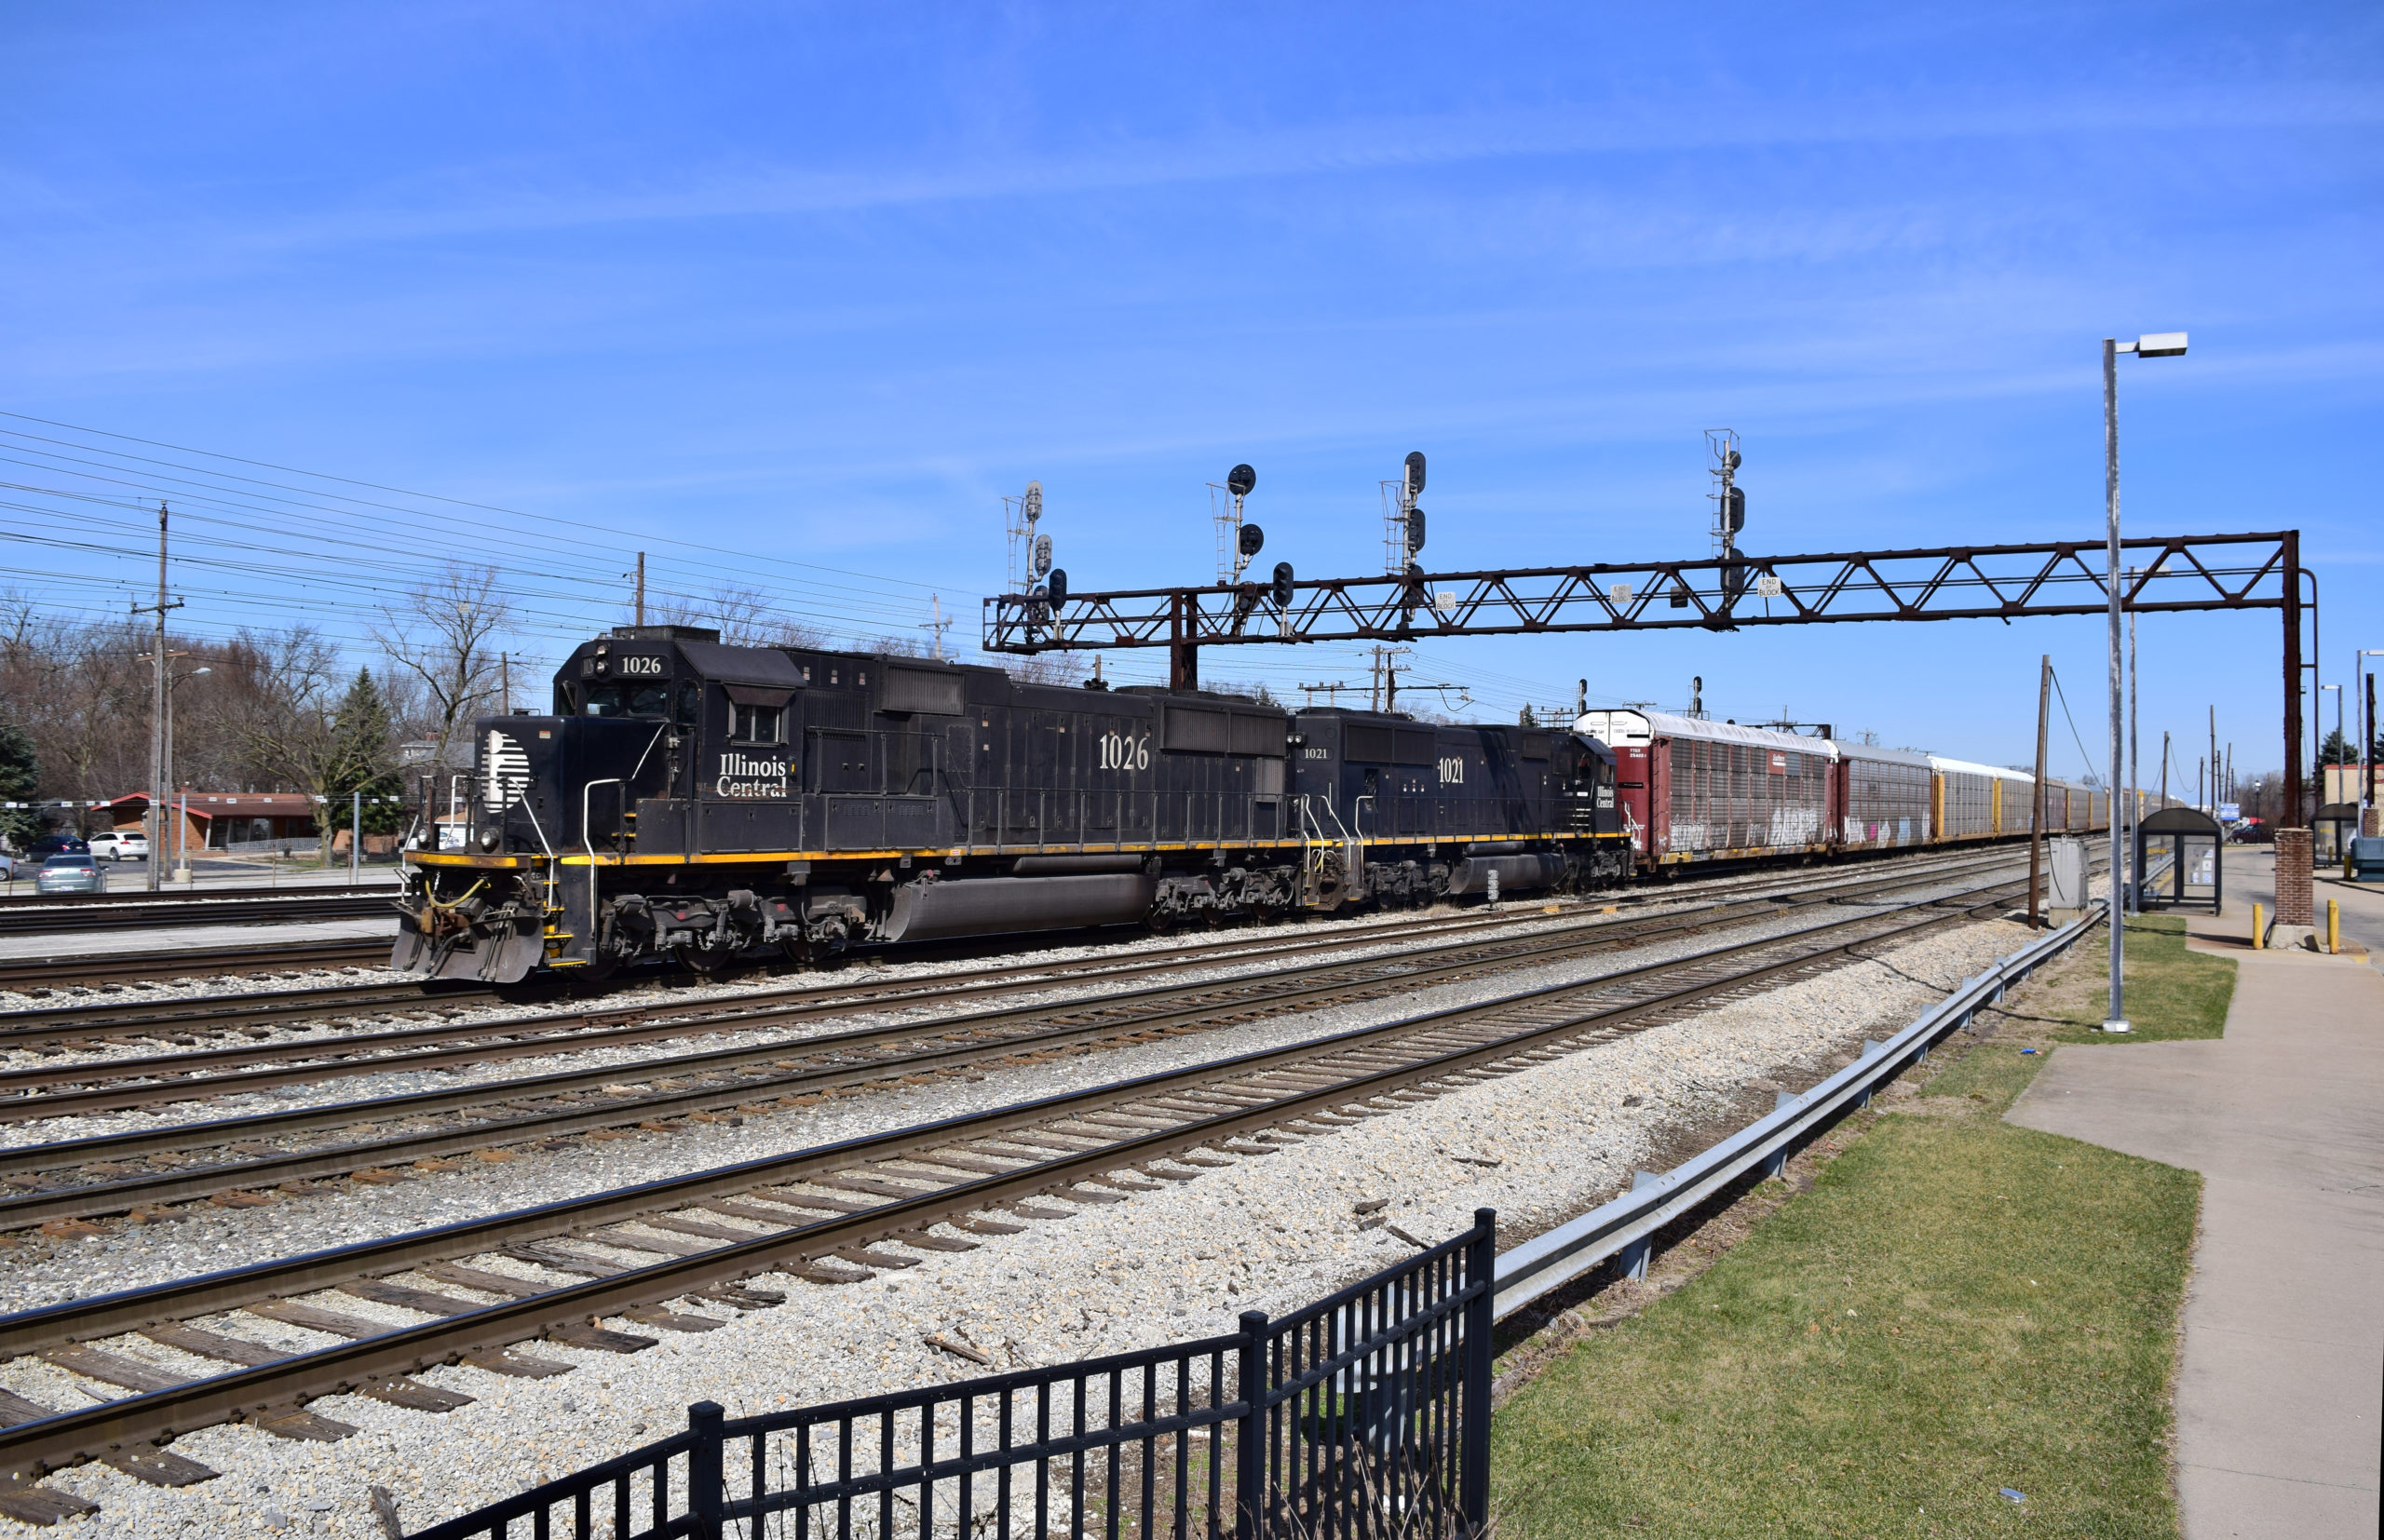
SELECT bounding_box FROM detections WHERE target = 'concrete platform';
[2006,885,2384,1538]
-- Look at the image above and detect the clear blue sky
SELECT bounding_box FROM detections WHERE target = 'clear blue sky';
[4,3,2377,783]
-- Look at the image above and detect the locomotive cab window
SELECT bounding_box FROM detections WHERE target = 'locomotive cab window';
[731,704,782,744]
[582,682,671,718]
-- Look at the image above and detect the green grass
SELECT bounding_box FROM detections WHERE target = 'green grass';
[1488,919,2238,1537]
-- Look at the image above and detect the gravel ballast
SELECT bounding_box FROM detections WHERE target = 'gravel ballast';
[5,913,2041,1536]
[0,874,2012,1303]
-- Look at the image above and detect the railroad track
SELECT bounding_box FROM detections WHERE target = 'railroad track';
[0,868,2041,1506]
[0,844,2020,1039]
[0,841,2017,1077]
[0,853,2033,1228]
[0,939,396,994]
[0,892,396,939]
[0,881,397,912]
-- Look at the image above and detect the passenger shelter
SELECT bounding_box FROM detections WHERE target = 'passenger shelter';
[2135,804,2223,912]
[2312,803,2361,867]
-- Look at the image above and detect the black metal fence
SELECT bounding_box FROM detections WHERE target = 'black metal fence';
[412,1210,1495,1540]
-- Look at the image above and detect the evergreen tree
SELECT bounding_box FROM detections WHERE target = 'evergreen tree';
[323,669,405,841]
[0,721,37,848]
[2320,727,2356,765]
[1519,705,1538,727]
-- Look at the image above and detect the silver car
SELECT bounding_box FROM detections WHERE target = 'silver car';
[34,855,105,895]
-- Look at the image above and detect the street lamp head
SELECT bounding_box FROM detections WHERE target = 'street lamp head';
[2119,331,2188,358]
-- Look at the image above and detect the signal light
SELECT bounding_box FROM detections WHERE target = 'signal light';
[1270,561,1295,608]
[1238,523,1265,558]
[1047,569,1068,609]
[1724,485,1745,535]
[1226,463,1256,497]
[1032,534,1053,577]
[1404,451,1427,496]
[1406,507,1427,558]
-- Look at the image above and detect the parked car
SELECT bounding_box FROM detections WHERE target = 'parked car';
[87,831,150,863]
[34,855,105,895]
[25,834,88,860]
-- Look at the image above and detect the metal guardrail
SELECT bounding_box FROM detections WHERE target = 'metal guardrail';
[1492,899,2105,1319]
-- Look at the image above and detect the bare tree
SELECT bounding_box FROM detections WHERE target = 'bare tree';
[229,627,348,861]
[373,564,513,786]
[653,582,832,652]
[1008,651,1090,687]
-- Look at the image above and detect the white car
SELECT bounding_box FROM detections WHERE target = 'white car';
[87,831,150,862]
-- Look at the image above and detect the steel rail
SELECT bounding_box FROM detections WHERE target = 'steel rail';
[0,979,494,1047]
[0,876,2030,1482]
[0,862,2026,1222]
[0,844,2016,1046]
[0,939,393,993]
[0,847,2016,1106]
[0,888,1639,1052]
[0,895,395,938]
[0,881,397,912]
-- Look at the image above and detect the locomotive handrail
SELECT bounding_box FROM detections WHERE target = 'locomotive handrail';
[581,777,625,939]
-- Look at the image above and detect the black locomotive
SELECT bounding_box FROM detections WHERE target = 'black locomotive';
[393,626,1632,982]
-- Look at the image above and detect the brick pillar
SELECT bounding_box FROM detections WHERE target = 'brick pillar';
[2274,828,2314,927]
[2364,806,2381,839]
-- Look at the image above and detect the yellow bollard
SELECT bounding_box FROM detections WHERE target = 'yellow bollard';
[2328,898,2339,955]
[2252,902,2264,951]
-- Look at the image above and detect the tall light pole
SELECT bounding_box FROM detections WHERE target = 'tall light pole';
[2103,330,2188,1033]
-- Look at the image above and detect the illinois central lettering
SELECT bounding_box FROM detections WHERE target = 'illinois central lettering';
[715,752,790,798]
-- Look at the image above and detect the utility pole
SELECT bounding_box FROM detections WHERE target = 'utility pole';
[635,552,646,628]
[132,503,183,894]
[919,595,953,661]
[2028,655,2052,927]
[2160,731,2170,805]
[2209,706,2218,814]
[501,653,512,714]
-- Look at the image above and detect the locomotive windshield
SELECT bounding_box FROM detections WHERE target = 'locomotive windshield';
[581,681,699,722]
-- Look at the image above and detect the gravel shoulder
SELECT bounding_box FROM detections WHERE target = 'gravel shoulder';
[10,913,2036,1538]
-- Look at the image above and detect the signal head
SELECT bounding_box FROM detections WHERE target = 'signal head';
[1405,507,1426,556]
[1404,451,1427,496]
[1023,480,1043,522]
[1032,533,1053,576]
[1238,522,1265,558]
[1047,568,1067,609]
[1226,463,1256,497]
[1725,484,1745,534]
[1270,561,1294,608]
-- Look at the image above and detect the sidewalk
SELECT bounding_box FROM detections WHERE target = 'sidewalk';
[2005,876,2384,1537]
